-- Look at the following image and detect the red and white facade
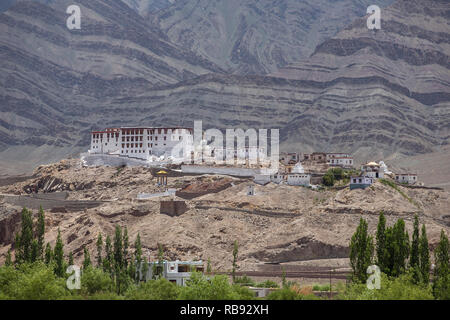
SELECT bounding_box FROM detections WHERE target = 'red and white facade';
[326,153,353,168]
[90,127,194,161]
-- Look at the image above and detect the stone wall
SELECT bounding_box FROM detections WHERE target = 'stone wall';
[160,200,188,217]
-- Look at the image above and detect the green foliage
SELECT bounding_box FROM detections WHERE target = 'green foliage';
[312,284,330,291]
[68,252,74,266]
[206,259,212,274]
[44,243,52,265]
[433,230,450,300]
[5,249,12,267]
[83,247,91,270]
[103,235,113,275]
[376,211,387,272]
[53,229,65,277]
[266,286,319,300]
[384,219,410,277]
[410,215,420,270]
[37,206,45,259]
[81,267,115,296]
[96,233,103,268]
[234,275,255,286]
[178,272,252,300]
[419,224,430,284]
[232,240,238,282]
[338,273,434,300]
[0,263,68,300]
[349,218,374,283]
[256,280,279,288]
[125,278,179,300]
[322,171,335,186]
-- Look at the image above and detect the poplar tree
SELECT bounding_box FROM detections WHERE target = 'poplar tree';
[113,226,123,272]
[103,235,113,275]
[96,233,103,268]
[83,247,91,270]
[134,233,142,282]
[349,218,374,283]
[433,230,449,300]
[123,227,129,269]
[53,229,65,277]
[44,243,52,265]
[68,252,74,266]
[232,240,239,282]
[31,239,39,263]
[419,224,430,284]
[5,249,12,267]
[37,206,45,258]
[410,215,420,269]
[384,219,410,277]
[376,211,387,272]
[18,207,33,263]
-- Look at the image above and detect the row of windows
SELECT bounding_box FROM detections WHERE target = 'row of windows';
[121,129,188,135]
[121,143,166,148]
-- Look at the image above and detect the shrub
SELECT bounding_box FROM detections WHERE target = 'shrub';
[125,278,179,300]
[255,280,279,288]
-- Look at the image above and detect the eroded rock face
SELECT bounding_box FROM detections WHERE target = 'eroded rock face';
[0,209,20,245]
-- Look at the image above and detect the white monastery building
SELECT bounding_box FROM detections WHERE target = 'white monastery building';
[90,127,194,161]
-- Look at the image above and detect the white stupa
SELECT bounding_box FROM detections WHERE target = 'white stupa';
[379,161,392,174]
[292,162,305,173]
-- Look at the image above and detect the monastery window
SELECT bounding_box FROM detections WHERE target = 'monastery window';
[155,136,158,141]
[158,129,162,134]
[140,136,143,141]
[140,143,143,148]
[140,129,143,134]
[126,143,129,148]
[164,136,167,141]
[164,129,168,134]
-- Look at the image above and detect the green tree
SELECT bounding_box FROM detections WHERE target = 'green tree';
[349,218,374,283]
[322,171,335,186]
[134,233,142,282]
[31,240,39,263]
[37,206,45,259]
[419,224,430,284]
[376,211,387,272]
[157,243,164,278]
[123,227,129,269]
[17,207,33,264]
[232,240,239,282]
[206,259,212,274]
[81,267,115,296]
[53,229,65,277]
[83,247,91,270]
[433,230,450,300]
[125,278,179,300]
[113,226,123,272]
[68,252,74,266]
[384,219,410,277]
[44,243,52,265]
[103,235,113,276]
[5,249,12,267]
[96,234,103,268]
[410,215,420,268]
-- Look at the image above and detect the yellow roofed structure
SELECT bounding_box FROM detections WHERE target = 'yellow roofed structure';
[365,161,380,166]
[156,170,168,175]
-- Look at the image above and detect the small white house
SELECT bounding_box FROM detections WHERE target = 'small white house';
[395,173,418,184]
[350,176,375,190]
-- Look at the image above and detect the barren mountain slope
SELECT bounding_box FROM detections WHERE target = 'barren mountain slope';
[154,0,394,74]
[0,0,221,174]
[0,160,449,271]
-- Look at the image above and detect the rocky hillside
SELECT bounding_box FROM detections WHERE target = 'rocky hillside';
[0,0,221,173]
[0,159,449,271]
[154,0,394,74]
